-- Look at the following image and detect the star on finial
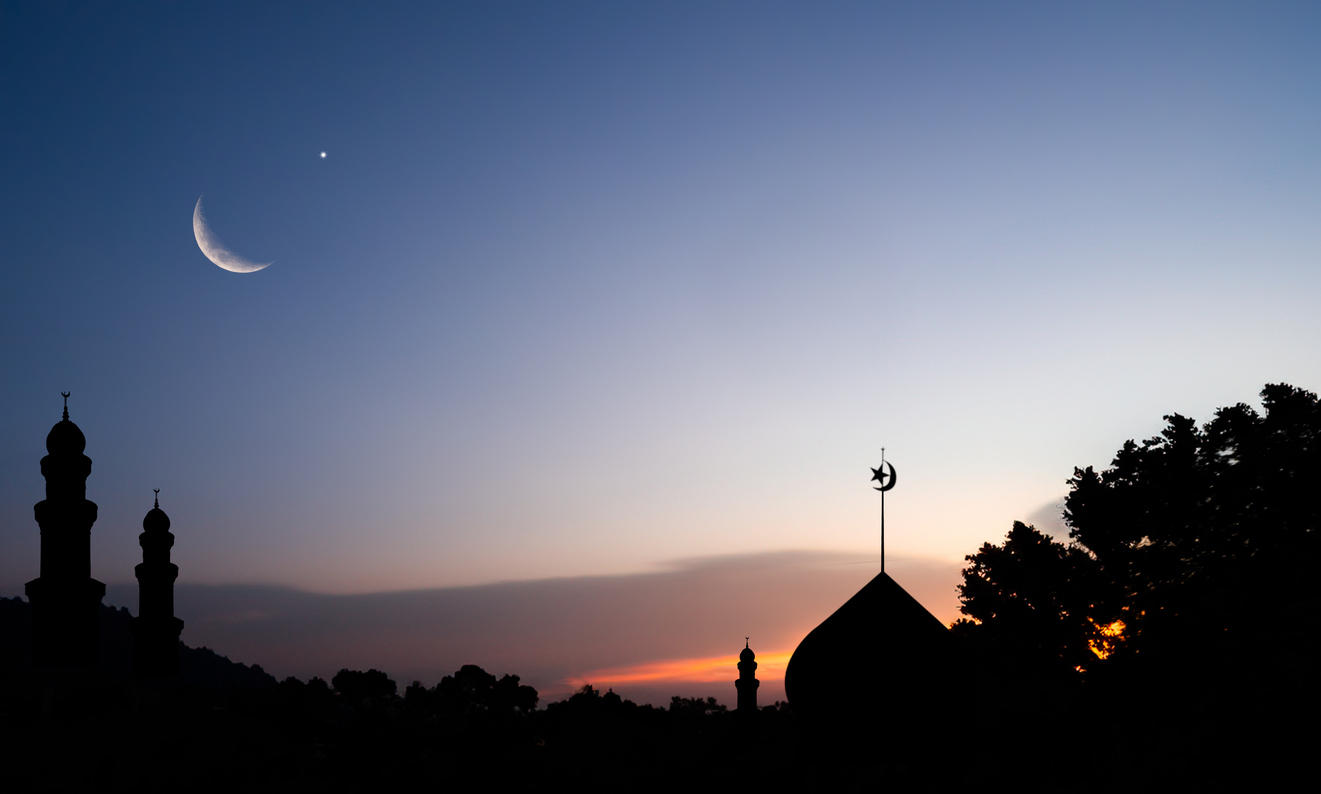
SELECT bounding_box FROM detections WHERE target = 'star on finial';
[153,488,160,508]
[870,466,885,485]
[61,391,70,420]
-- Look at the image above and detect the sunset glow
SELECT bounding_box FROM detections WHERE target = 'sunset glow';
[569,650,794,689]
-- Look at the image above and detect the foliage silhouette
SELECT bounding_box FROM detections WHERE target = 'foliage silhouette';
[1064,383,1321,673]
[953,383,1321,790]
[960,385,1320,681]
[952,521,1108,678]
[431,662,538,715]
[668,695,727,717]
[331,667,396,701]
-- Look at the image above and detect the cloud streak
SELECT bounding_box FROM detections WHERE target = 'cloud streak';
[570,649,793,690]
[103,551,963,705]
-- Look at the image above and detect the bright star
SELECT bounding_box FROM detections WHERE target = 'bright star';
[320,151,327,158]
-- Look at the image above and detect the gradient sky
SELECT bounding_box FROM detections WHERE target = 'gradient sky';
[3,2,1320,701]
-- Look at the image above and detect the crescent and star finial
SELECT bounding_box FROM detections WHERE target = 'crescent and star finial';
[870,461,897,492]
[872,449,896,572]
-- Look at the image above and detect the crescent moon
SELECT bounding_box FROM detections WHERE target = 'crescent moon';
[873,461,897,492]
[193,196,272,273]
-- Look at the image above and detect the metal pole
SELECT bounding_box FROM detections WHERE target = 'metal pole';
[880,448,886,573]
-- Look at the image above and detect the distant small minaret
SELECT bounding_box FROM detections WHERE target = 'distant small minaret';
[131,490,184,676]
[735,638,759,713]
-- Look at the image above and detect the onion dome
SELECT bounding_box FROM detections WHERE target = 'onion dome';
[740,642,755,662]
[785,571,969,753]
[143,490,171,533]
[46,393,86,456]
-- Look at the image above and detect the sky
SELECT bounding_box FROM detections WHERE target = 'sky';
[3,2,1320,704]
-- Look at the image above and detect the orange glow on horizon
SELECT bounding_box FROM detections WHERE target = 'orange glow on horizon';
[567,649,794,689]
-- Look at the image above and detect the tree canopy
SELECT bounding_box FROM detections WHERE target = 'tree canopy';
[956,383,1321,684]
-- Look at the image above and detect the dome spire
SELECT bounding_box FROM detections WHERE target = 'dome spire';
[154,488,160,508]
[61,391,69,420]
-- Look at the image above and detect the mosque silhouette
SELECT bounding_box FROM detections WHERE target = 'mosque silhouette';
[24,395,182,676]
[22,395,962,746]
[12,395,1297,789]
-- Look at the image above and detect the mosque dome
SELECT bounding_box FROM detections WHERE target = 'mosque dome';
[785,571,967,752]
[740,644,755,662]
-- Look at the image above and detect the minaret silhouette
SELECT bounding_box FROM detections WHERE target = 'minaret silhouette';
[132,491,183,677]
[25,394,106,666]
[735,638,759,713]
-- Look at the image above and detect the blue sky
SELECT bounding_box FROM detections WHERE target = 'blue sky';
[3,2,1320,694]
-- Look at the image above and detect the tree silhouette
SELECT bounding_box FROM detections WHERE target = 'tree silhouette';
[954,379,1321,788]
[432,664,538,715]
[959,385,1321,676]
[952,521,1110,678]
[332,667,397,702]
[1064,383,1321,673]
[668,695,727,717]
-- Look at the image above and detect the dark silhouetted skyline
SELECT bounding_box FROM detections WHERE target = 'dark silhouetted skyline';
[3,2,1320,701]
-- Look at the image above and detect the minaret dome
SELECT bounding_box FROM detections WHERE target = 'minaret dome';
[44,392,87,456]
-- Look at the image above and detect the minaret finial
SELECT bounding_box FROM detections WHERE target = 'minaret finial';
[61,391,70,420]
[870,447,897,573]
[745,637,749,648]
[153,488,160,508]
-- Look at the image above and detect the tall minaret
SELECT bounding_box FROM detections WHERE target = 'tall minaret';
[132,491,183,677]
[25,394,106,666]
[735,638,759,713]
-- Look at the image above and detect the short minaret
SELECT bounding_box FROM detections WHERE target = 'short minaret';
[131,490,183,677]
[735,638,759,713]
[25,394,106,666]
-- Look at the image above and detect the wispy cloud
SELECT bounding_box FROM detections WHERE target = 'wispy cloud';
[102,551,961,706]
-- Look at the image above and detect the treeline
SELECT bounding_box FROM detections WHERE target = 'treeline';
[0,652,798,791]
[1,596,798,789]
[263,664,796,787]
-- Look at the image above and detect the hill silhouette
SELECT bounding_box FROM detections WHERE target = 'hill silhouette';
[0,596,276,692]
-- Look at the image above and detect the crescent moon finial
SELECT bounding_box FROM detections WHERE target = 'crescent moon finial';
[153,488,160,508]
[61,391,70,420]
